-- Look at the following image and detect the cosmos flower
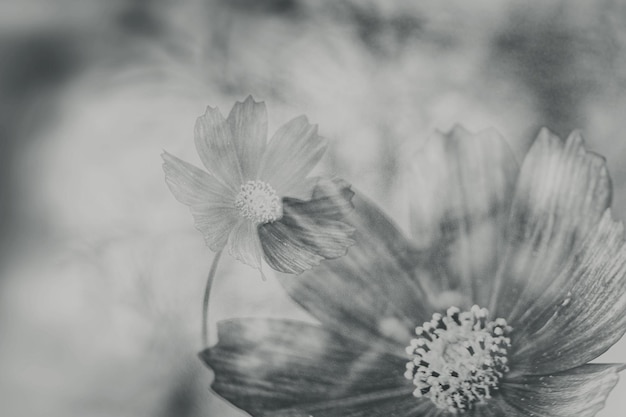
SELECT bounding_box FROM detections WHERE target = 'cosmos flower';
[200,126,626,416]
[162,96,355,274]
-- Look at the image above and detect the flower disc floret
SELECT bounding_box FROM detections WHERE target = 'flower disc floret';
[235,180,282,224]
[404,305,512,413]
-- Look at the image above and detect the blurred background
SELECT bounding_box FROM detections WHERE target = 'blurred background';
[1,0,626,416]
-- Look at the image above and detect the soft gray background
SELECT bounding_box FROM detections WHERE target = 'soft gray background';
[1,1,625,416]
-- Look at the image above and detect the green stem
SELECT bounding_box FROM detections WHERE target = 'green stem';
[202,249,223,347]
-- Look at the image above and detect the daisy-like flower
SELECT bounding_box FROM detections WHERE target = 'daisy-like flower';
[200,126,626,416]
[162,96,355,274]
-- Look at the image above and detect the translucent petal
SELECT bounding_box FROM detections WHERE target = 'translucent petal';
[276,194,435,354]
[162,151,239,251]
[227,95,268,180]
[408,125,518,307]
[161,151,234,205]
[191,204,239,252]
[507,210,626,375]
[227,219,263,269]
[194,105,243,191]
[259,178,355,274]
[284,176,318,200]
[258,115,327,196]
[199,318,418,417]
[491,129,611,320]
[501,364,624,417]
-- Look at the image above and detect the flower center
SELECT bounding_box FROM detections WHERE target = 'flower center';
[404,305,511,413]
[235,180,282,224]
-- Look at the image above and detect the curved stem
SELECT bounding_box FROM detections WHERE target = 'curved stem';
[202,249,223,347]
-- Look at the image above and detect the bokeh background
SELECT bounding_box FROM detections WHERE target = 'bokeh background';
[1,0,626,416]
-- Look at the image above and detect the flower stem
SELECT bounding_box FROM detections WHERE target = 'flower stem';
[202,249,223,347]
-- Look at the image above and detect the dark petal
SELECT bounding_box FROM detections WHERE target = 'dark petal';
[270,392,438,417]
[194,105,243,191]
[199,318,413,417]
[227,96,268,179]
[258,115,327,197]
[467,397,524,417]
[408,126,519,308]
[271,393,524,417]
[259,178,356,274]
[309,177,356,220]
[507,210,626,375]
[276,193,435,354]
[501,364,624,417]
[491,129,611,321]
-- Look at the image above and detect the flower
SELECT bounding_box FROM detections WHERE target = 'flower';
[162,96,355,273]
[200,126,626,416]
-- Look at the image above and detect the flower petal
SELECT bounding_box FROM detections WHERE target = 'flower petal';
[161,151,234,206]
[226,219,263,269]
[408,125,519,308]
[199,318,415,417]
[258,115,327,196]
[194,105,243,191]
[280,176,319,201]
[162,151,239,251]
[191,204,239,251]
[259,178,356,274]
[270,392,438,417]
[501,364,624,417]
[227,96,268,180]
[491,129,611,320]
[470,398,525,417]
[307,177,356,220]
[486,129,623,373]
[276,193,436,354]
[507,210,626,375]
